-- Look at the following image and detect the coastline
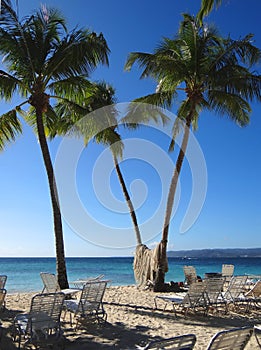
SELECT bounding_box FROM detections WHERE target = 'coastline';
[1,285,260,349]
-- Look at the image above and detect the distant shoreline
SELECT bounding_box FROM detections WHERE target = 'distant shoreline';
[168,248,261,258]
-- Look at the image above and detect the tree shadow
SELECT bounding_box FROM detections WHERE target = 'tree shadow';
[63,320,153,349]
[1,307,24,349]
[1,301,260,349]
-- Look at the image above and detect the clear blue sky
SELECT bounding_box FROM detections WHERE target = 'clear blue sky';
[0,0,260,257]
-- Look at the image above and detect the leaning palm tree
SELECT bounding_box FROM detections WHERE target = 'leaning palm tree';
[0,1,109,288]
[53,81,143,246]
[87,83,144,246]
[125,14,261,291]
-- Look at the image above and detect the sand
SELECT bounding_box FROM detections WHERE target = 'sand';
[0,285,260,349]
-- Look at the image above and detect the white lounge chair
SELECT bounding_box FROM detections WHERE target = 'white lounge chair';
[13,292,65,349]
[183,266,198,285]
[0,288,7,311]
[40,272,80,296]
[235,280,261,313]
[70,274,105,288]
[203,277,225,314]
[222,275,248,302]
[254,324,261,348]
[64,280,108,329]
[154,282,207,317]
[0,275,7,290]
[245,280,261,298]
[136,334,197,349]
[206,326,253,350]
[221,264,234,282]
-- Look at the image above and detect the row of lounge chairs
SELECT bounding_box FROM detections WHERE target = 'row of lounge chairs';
[183,264,234,285]
[155,275,261,317]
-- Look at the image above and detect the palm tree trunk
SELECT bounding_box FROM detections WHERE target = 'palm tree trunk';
[113,155,142,245]
[35,108,69,289]
[154,115,192,291]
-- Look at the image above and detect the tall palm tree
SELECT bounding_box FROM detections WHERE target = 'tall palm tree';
[89,83,144,246]
[53,81,143,246]
[0,1,109,288]
[125,14,261,291]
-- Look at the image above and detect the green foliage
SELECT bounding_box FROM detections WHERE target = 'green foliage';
[125,14,261,148]
[197,0,223,24]
[0,109,22,150]
[0,1,110,149]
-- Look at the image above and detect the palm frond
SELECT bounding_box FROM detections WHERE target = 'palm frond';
[125,52,169,80]
[48,76,95,104]
[0,70,21,100]
[121,100,170,130]
[197,0,223,24]
[134,91,174,110]
[95,128,124,158]
[0,0,19,28]
[226,34,261,67]
[45,30,109,81]
[0,109,22,150]
[207,90,251,126]
[52,80,118,137]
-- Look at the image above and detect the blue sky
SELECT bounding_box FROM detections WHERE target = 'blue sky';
[0,0,260,257]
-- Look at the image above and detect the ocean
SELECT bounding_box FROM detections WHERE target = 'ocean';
[0,257,260,293]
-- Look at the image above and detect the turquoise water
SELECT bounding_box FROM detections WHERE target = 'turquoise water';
[0,257,260,293]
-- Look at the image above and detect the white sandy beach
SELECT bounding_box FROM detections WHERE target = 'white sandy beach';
[0,285,260,349]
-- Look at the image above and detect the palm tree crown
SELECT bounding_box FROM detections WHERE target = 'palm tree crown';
[0,1,109,122]
[126,14,260,131]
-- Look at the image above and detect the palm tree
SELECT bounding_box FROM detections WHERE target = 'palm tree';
[125,14,261,291]
[89,83,143,246]
[0,1,109,288]
[53,81,143,246]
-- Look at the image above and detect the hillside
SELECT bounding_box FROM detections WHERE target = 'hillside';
[167,248,261,258]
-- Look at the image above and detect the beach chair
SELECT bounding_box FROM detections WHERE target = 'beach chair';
[221,264,234,284]
[154,282,207,317]
[245,280,261,298]
[136,334,197,349]
[0,288,7,311]
[40,272,80,296]
[222,275,248,301]
[70,274,105,288]
[64,280,108,329]
[0,275,7,289]
[203,277,225,314]
[236,280,261,313]
[218,275,248,313]
[254,325,261,348]
[206,326,253,350]
[183,266,198,285]
[222,264,234,278]
[13,292,65,349]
